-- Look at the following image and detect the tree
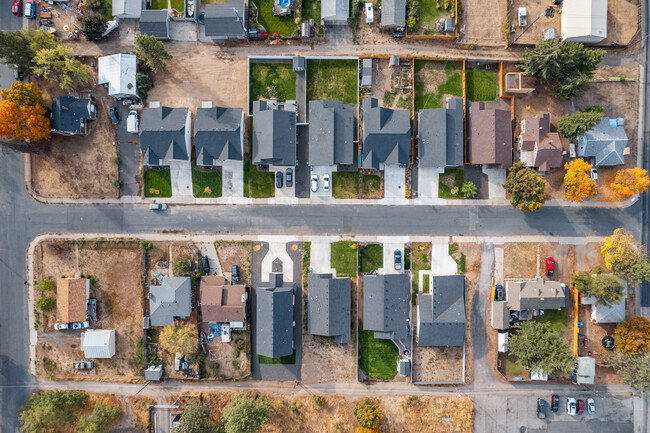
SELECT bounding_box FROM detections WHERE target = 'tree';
[19,390,87,432]
[78,12,108,42]
[572,272,625,306]
[77,402,121,433]
[0,28,35,76]
[611,168,650,198]
[172,402,216,433]
[173,255,193,275]
[506,321,574,377]
[138,240,153,253]
[564,159,596,202]
[29,30,57,54]
[353,400,383,429]
[36,296,56,312]
[32,45,90,91]
[38,279,55,291]
[557,106,604,139]
[159,324,196,355]
[136,71,155,99]
[0,100,51,141]
[460,181,477,198]
[503,162,546,212]
[599,351,650,390]
[601,228,645,275]
[134,34,172,73]
[221,394,272,433]
[629,260,650,285]
[614,317,650,354]
[1,82,46,107]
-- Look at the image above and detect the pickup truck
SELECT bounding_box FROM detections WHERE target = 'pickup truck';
[73,361,94,369]
[127,110,139,133]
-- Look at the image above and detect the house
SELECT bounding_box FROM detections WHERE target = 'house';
[381,0,405,29]
[468,102,513,168]
[194,107,244,167]
[113,0,144,18]
[50,96,96,136]
[582,280,627,323]
[252,100,297,167]
[576,356,596,384]
[577,117,628,167]
[504,72,535,94]
[363,274,410,340]
[321,0,349,25]
[149,277,192,326]
[139,10,170,41]
[417,97,463,168]
[561,0,607,44]
[140,107,192,167]
[255,273,296,359]
[307,273,351,343]
[98,54,137,98]
[308,100,354,168]
[56,278,90,323]
[82,329,115,359]
[361,96,411,169]
[199,275,247,329]
[506,278,568,320]
[519,113,564,172]
[417,275,465,347]
[144,364,163,381]
[204,0,247,42]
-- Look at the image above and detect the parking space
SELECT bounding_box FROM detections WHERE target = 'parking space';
[169,160,193,196]
[309,239,336,274]
[221,160,243,197]
[431,244,458,274]
[114,102,141,196]
[483,166,507,200]
[417,167,443,199]
[274,168,296,198]
[383,166,406,199]
[310,166,334,198]
[377,237,408,275]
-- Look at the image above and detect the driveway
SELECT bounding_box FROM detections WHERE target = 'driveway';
[309,239,336,274]
[430,244,458,274]
[310,166,334,198]
[274,169,295,198]
[384,165,406,200]
[417,167,443,199]
[221,160,243,197]
[483,166,507,200]
[169,160,193,196]
[115,102,141,196]
[377,237,408,275]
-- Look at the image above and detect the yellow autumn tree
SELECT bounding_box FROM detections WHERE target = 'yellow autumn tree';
[0,82,51,141]
[564,159,596,202]
[611,168,650,198]
[601,228,645,274]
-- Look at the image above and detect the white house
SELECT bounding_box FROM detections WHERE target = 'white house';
[561,0,607,43]
[98,54,137,98]
[82,329,116,359]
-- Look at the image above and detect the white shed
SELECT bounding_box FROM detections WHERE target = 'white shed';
[98,54,137,98]
[82,329,116,359]
[497,331,508,353]
[561,0,607,44]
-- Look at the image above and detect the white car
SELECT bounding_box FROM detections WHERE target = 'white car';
[587,398,595,414]
[54,322,70,331]
[72,321,90,329]
[311,175,318,192]
[323,174,330,192]
[127,110,139,133]
[365,3,374,24]
[590,168,598,181]
[567,397,577,416]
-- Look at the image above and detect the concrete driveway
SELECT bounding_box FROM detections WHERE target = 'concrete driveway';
[274,169,295,198]
[221,160,243,197]
[384,166,406,200]
[310,166,334,198]
[114,102,141,196]
[377,237,408,274]
[483,166,507,200]
[169,160,193,196]
[417,167,443,199]
[309,239,336,274]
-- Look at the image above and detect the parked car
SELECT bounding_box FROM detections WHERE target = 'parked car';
[202,256,210,275]
[109,106,119,125]
[73,360,94,369]
[587,398,595,414]
[231,265,239,282]
[551,394,559,413]
[518,7,527,26]
[54,322,70,331]
[323,174,330,192]
[392,30,404,39]
[567,397,577,416]
[365,2,374,24]
[537,398,547,419]
[72,321,90,329]
[149,203,168,211]
[285,168,293,187]
[495,284,503,301]
[24,0,34,18]
[311,174,318,192]
[577,399,585,415]
[12,0,22,16]
[590,167,598,181]
[545,256,555,277]
[275,171,283,188]
[127,110,139,133]
[394,250,402,270]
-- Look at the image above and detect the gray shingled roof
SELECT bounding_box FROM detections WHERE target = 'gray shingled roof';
[252,100,297,166]
[194,107,243,166]
[362,97,411,169]
[113,0,142,17]
[491,300,509,330]
[506,279,567,320]
[204,0,247,40]
[140,107,189,166]
[418,97,463,168]
[381,0,406,27]
[51,96,94,135]
[307,273,351,343]
[321,0,349,22]
[149,277,192,327]
[417,275,465,346]
[255,273,295,358]
[140,10,170,40]
[577,117,628,166]
[363,274,410,340]
[308,100,354,167]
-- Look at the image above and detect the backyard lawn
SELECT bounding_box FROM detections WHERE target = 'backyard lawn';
[438,168,465,198]
[505,353,525,378]
[258,351,296,364]
[307,59,358,104]
[244,160,275,198]
[411,242,432,303]
[249,63,296,112]
[331,241,358,277]
[359,328,399,379]
[414,61,462,111]
[151,0,184,12]
[465,68,498,101]
[302,0,322,35]
[360,244,383,274]
[414,0,455,33]
[536,309,569,334]
[144,169,172,198]
[253,0,299,36]
[191,160,222,198]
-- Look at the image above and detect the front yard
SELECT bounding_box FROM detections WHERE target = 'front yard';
[360,244,383,274]
[410,242,432,303]
[144,169,172,198]
[307,59,358,104]
[332,171,383,199]
[331,241,358,277]
[192,160,222,198]
[244,161,275,198]
[465,68,498,101]
[359,328,400,379]
[414,60,463,111]
[438,168,465,198]
[252,0,299,36]
[302,0,322,35]
[249,62,296,112]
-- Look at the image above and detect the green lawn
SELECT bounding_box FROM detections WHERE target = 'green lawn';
[302,241,311,277]
[151,0,184,11]
[244,160,275,198]
[362,174,381,197]
[422,275,430,293]
[307,59,358,104]
[414,61,462,111]
[331,241,358,277]
[258,351,296,364]
[249,63,296,112]
[359,329,399,379]
[253,0,299,36]
[438,168,465,198]
[536,309,569,334]
[302,0,322,35]
[411,242,432,304]
[97,0,113,19]
[144,169,172,198]
[360,244,383,274]
[448,242,466,273]
[332,171,359,199]
[415,0,455,32]
[506,353,525,377]
[465,68,498,101]
[192,160,222,198]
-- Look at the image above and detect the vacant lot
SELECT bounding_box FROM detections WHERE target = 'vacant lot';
[307,59,358,104]
[144,168,172,198]
[412,344,464,383]
[358,328,399,379]
[461,0,506,46]
[360,244,383,273]
[215,241,253,287]
[331,171,383,199]
[466,67,498,101]
[331,241,358,277]
[244,160,275,198]
[253,0,299,36]
[508,0,560,45]
[192,160,222,198]
[414,60,462,111]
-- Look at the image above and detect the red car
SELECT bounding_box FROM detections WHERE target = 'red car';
[12,0,22,15]
[577,399,585,415]
[545,256,555,277]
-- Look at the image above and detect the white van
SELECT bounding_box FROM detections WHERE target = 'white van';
[365,3,374,25]
[127,110,139,133]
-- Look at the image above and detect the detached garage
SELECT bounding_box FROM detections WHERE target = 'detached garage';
[561,0,607,43]
[82,329,116,359]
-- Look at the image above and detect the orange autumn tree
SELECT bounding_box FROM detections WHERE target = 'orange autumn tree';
[0,82,50,141]
[611,168,650,198]
[564,158,596,202]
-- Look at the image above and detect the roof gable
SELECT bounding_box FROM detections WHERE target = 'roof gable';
[51,96,93,134]
[307,273,351,343]
[98,54,137,97]
[140,107,189,165]
[140,10,170,40]
[381,0,406,27]
[149,277,192,326]
[363,274,410,340]
[56,278,88,323]
[252,100,297,166]
[362,97,411,169]
[194,107,243,165]
[417,275,465,346]
[577,117,628,166]
[469,102,512,168]
[308,100,354,166]
[255,273,296,358]
[321,0,349,20]
[204,0,247,39]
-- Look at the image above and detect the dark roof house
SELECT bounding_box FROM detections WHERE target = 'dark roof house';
[417,275,466,347]
[51,96,96,136]
[149,277,192,326]
[362,97,411,169]
[194,107,244,167]
[519,113,564,172]
[199,276,247,326]
[506,278,568,320]
[255,273,296,359]
[308,100,354,167]
[140,106,191,166]
[381,0,406,28]
[252,100,297,167]
[468,102,513,168]
[321,0,349,24]
[363,274,410,340]
[417,97,463,168]
[139,10,170,41]
[577,117,628,166]
[307,273,351,343]
[204,0,247,42]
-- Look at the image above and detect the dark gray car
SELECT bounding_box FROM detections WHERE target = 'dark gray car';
[275,171,283,188]
[537,398,547,419]
[285,168,293,187]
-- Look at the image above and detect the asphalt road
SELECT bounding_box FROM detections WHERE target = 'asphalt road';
[0,0,22,32]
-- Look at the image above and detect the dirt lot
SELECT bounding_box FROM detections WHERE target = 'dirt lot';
[412,344,464,383]
[578,306,624,385]
[503,242,576,283]
[461,0,507,46]
[602,0,639,46]
[355,3,399,45]
[215,241,253,287]
[457,242,480,384]
[366,58,413,113]
[201,326,251,379]
[34,240,143,380]
[508,0,561,45]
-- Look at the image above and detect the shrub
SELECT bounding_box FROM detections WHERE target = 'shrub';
[173,256,193,276]
[313,395,324,406]
[36,296,56,312]
[39,279,55,291]
[138,240,153,253]
[353,400,383,429]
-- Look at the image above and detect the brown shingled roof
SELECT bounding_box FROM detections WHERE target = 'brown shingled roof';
[469,102,513,168]
[56,278,87,323]
[199,275,246,323]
